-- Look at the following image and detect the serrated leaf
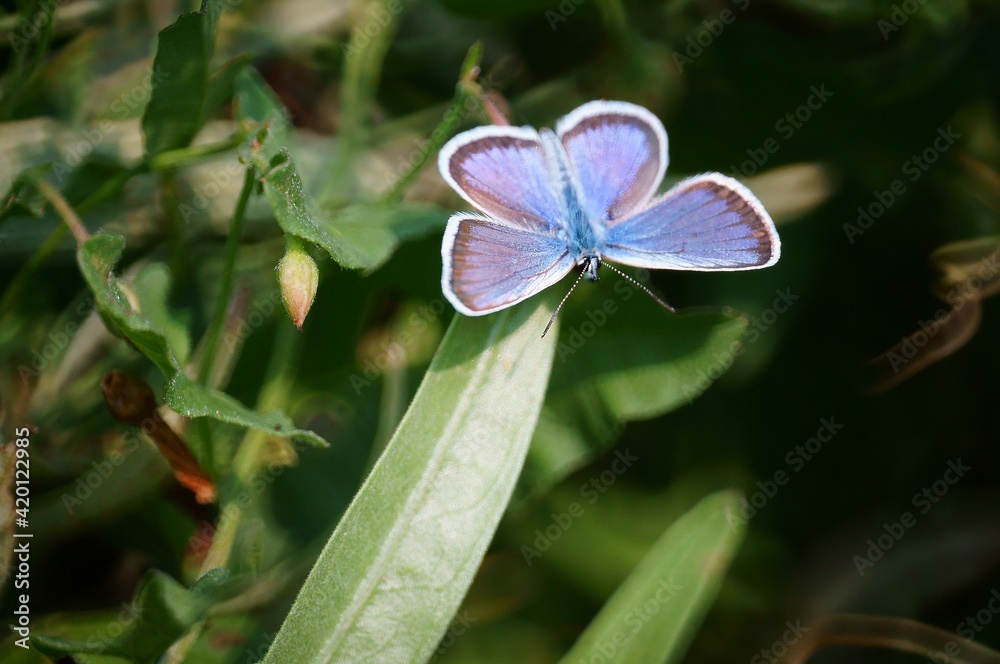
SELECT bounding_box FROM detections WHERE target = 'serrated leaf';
[265,298,558,664]
[559,491,746,664]
[166,372,327,447]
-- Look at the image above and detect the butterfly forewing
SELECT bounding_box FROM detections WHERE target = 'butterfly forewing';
[438,126,564,234]
[601,173,780,271]
[556,100,668,224]
[442,214,575,316]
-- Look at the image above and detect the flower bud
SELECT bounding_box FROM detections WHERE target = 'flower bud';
[277,243,319,330]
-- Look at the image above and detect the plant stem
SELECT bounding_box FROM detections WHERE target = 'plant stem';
[197,167,255,386]
[200,320,301,574]
[0,164,145,323]
[34,179,90,245]
[324,0,401,201]
[379,44,484,203]
[149,135,243,172]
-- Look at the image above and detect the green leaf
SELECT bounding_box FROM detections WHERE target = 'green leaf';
[521,307,747,498]
[141,0,236,158]
[0,164,50,220]
[559,490,747,664]
[76,234,181,375]
[166,372,328,447]
[201,52,255,129]
[252,149,445,271]
[234,68,293,162]
[235,69,444,271]
[132,263,191,367]
[504,468,749,601]
[76,234,319,447]
[0,0,56,120]
[264,298,558,664]
[32,569,233,664]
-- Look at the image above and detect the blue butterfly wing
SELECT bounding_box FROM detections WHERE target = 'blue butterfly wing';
[556,100,668,223]
[601,173,780,271]
[442,214,575,316]
[439,126,564,234]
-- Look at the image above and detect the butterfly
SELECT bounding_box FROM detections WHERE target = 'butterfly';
[437,100,780,335]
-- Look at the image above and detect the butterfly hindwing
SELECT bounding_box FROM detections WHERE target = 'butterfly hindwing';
[601,173,780,271]
[556,100,668,224]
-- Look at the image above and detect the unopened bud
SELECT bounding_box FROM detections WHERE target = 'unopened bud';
[277,244,319,330]
[101,370,157,425]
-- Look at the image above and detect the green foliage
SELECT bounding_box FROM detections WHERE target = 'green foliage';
[3,0,997,663]
[559,491,746,664]
[32,570,234,663]
[141,0,246,159]
[266,300,557,663]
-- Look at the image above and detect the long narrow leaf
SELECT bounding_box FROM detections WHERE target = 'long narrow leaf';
[265,299,557,663]
[559,490,746,664]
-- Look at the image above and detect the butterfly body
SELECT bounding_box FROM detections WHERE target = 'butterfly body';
[438,100,780,318]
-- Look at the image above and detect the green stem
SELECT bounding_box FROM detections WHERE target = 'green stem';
[0,164,145,323]
[149,135,243,172]
[324,0,402,201]
[197,168,255,386]
[33,179,89,244]
[379,45,483,203]
[0,224,67,321]
[380,90,476,205]
[157,171,186,283]
[200,321,301,574]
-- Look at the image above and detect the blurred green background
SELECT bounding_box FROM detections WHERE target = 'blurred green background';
[1,0,999,661]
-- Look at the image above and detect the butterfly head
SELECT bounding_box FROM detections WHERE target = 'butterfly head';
[580,255,601,282]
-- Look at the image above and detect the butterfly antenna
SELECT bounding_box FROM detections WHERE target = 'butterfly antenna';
[542,269,586,338]
[602,262,676,313]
